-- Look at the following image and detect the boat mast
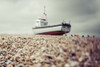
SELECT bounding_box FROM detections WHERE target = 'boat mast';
[43,6,48,21]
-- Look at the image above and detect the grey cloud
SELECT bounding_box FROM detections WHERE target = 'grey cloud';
[46,0,99,24]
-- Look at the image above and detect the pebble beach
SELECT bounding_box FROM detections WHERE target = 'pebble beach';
[0,34,100,67]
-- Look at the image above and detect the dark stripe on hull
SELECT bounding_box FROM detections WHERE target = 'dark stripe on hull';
[33,24,61,29]
[37,31,68,35]
[33,23,71,29]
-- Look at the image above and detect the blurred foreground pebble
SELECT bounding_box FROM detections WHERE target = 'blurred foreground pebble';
[0,34,100,67]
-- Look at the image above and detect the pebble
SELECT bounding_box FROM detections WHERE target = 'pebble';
[0,34,99,67]
[59,48,63,53]
[6,60,11,64]
[79,57,84,62]
[64,63,71,67]
[17,64,24,67]
[70,61,79,67]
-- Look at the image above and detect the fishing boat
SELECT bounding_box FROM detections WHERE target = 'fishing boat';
[32,6,71,35]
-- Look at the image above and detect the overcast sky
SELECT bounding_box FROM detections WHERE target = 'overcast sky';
[0,0,100,36]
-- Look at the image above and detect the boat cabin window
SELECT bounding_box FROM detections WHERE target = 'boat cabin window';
[44,23,47,25]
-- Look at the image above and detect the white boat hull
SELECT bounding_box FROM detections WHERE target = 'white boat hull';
[32,23,71,35]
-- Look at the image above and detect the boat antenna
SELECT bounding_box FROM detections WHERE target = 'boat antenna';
[43,6,48,21]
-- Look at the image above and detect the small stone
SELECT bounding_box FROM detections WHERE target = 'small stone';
[71,53,76,56]
[82,35,84,37]
[6,60,11,64]
[85,52,89,56]
[17,64,24,67]
[7,64,13,67]
[79,57,84,62]
[0,52,3,55]
[2,38,5,40]
[46,56,53,59]
[59,48,63,53]
[71,35,73,37]
[52,65,56,67]
[41,47,46,52]
[30,55,35,59]
[65,63,71,67]
[70,61,79,67]
[56,56,63,61]
[34,63,41,67]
